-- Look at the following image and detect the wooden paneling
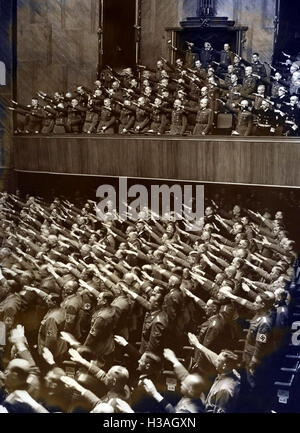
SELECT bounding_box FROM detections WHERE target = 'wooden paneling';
[13,135,300,187]
[17,0,99,104]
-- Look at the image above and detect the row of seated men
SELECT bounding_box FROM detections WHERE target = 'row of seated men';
[9,43,300,137]
[0,187,297,413]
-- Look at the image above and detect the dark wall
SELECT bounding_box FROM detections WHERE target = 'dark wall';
[274,1,300,59]
[0,0,16,191]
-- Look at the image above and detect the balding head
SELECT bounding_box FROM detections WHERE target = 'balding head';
[180,373,205,398]
[5,359,31,392]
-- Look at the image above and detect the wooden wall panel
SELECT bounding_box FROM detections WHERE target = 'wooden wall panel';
[17,0,99,104]
[13,136,300,187]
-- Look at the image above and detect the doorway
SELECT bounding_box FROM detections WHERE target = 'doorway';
[101,0,136,70]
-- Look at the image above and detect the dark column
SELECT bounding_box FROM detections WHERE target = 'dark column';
[0,0,17,192]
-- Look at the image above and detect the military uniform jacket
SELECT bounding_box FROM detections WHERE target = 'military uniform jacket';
[224,73,234,88]
[227,84,242,102]
[196,314,224,352]
[170,109,187,128]
[252,95,264,111]
[251,61,267,78]
[194,108,213,134]
[85,111,99,122]
[99,107,115,123]
[119,108,135,131]
[49,106,67,126]
[271,81,283,98]
[151,108,166,123]
[38,307,68,359]
[140,309,161,353]
[111,294,132,331]
[67,108,82,125]
[85,306,115,356]
[192,67,207,81]
[199,48,215,68]
[243,312,275,365]
[235,109,253,136]
[255,107,276,128]
[219,50,234,67]
[135,107,149,123]
[233,64,244,82]
[205,370,241,413]
[285,106,300,127]
[241,75,257,95]
[27,106,43,122]
[146,310,169,355]
[271,94,289,110]
[60,294,83,316]
[83,110,99,133]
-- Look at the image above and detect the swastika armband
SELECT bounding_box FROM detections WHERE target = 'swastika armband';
[47,329,56,337]
[256,333,267,343]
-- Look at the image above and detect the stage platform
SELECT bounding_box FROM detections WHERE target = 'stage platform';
[13,135,300,188]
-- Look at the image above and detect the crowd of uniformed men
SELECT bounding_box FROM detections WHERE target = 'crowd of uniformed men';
[0,184,297,413]
[10,42,300,137]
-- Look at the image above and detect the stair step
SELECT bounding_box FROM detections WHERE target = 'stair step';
[274,374,295,387]
[281,367,298,373]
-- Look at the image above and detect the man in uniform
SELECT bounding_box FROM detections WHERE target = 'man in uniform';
[168,99,187,135]
[253,99,276,136]
[216,43,234,78]
[96,98,116,134]
[284,94,300,136]
[231,99,253,136]
[66,98,83,133]
[191,299,225,380]
[205,349,241,413]
[241,66,257,97]
[225,74,242,111]
[242,292,276,412]
[132,96,150,133]
[83,291,116,366]
[199,42,216,69]
[192,98,213,136]
[251,53,267,81]
[232,56,245,83]
[118,100,135,134]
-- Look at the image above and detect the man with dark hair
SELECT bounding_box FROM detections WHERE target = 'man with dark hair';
[191,298,222,378]
[205,349,241,413]
[83,291,116,365]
